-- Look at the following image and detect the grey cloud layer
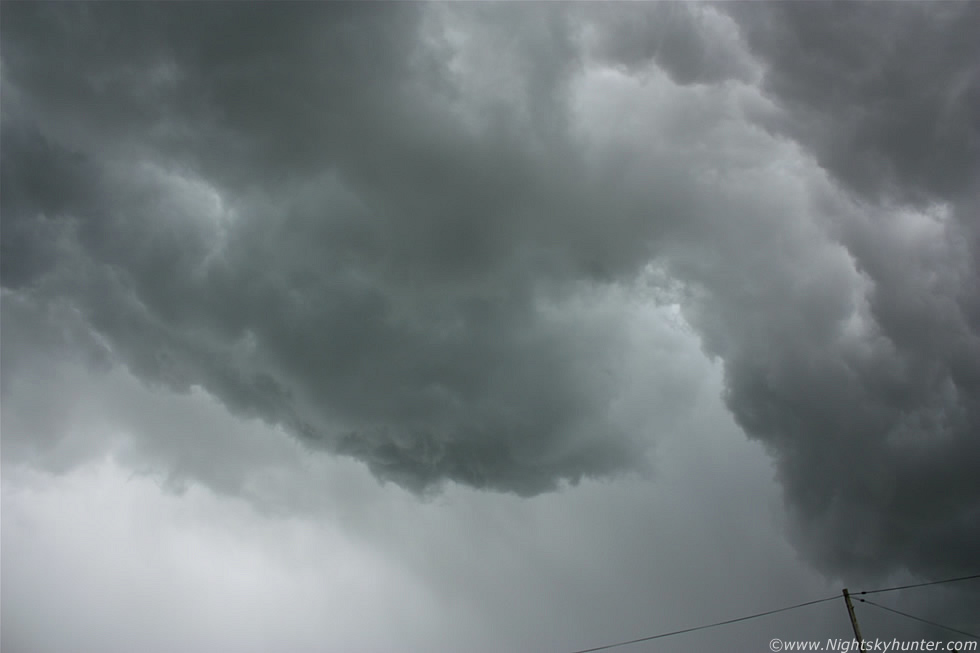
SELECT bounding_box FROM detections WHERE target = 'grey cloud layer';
[715,2,980,580]
[729,1,980,204]
[2,1,979,591]
[2,3,679,495]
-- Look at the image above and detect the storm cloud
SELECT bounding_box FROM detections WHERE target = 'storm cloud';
[2,0,978,616]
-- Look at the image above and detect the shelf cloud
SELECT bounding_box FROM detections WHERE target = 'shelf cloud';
[3,1,978,608]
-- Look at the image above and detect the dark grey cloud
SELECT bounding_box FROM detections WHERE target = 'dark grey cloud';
[2,1,979,622]
[1,2,684,496]
[727,1,980,205]
[707,2,980,585]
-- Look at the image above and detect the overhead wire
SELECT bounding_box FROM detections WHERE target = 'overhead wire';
[566,572,980,653]
[855,597,979,640]
[855,573,980,597]
[567,595,840,653]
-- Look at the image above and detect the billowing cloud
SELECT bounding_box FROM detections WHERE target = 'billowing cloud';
[2,0,979,606]
[709,1,980,581]
[1,3,701,496]
[727,1,980,204]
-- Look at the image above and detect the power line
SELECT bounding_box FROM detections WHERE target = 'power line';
[856,573,980,597]
[566,573,980,653]
[856,597,979,640]
[567,595,839,653]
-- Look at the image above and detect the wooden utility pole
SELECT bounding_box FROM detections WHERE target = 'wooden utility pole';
[842,588,864,648]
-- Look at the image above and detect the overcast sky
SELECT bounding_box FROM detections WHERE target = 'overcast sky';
[2,3,979,652]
